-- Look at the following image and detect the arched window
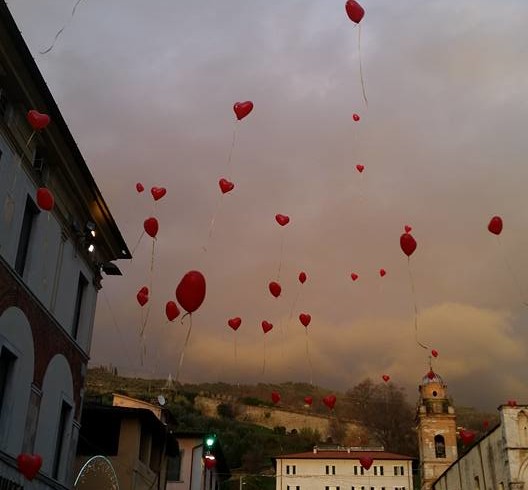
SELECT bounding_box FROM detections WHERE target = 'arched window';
[435,435,446,458]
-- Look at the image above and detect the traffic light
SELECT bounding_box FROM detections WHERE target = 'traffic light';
[203,433,217,453]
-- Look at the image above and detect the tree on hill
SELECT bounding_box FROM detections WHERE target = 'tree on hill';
[346,378,417,456]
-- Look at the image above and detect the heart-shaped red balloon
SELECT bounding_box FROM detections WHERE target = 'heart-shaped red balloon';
[165,301,180,321]
[298,271,307,284]
[352,113,360,122]
[233,101,254,120]
[382,374,390,382]
[507,400,517,407]
[356,164,364,173]
[151,186,167,201]
[269,281,281,298]
[219,178,235,194]
[228,317,242,331]
[404,225,412,233]
[26,110,51,131]
[431,349,439,358]
[323,394,336,410]
[459,429,476,445]
[17,453,43,481]
[262,320,273,334]
[359,456,373,470]
[299,313,311,327]
[136,182,144,193]
[488,215,503,235]
[400,232,417,257]
[36,187,54,211]
[176,271,206,314]
[137,287,149,307]
[204,457,217,470]
[379,268,386,277]
[345,0,365,24]
[304,396,313,406]
[275,214,290,226]
[271,391,281,404]
[144,217,159,238]
[351,273,359,281]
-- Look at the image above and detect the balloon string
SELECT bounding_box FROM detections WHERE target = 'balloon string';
[234,333,239,387]
[262,334,267,377]
[496,236,528,306]
[140,239,156,336]
[358,24,368,108]
[39,0,85,54]
[176,314,193,383]
[202,194,223,253]
[305,329,313,386]
[407,257,428,350]
[131,230,145,256]
[9,130,36,196]
[226,122,238,178]
[277,233,285,281]
[41,213,50,292]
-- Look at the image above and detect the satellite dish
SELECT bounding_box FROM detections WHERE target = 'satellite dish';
[158,395,166,406]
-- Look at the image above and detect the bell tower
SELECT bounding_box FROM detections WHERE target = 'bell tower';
[416,370,458,490]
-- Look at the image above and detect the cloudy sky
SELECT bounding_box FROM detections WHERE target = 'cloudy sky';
[8,0,528,410]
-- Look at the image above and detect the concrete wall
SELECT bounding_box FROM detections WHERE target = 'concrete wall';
[195,395,364,440]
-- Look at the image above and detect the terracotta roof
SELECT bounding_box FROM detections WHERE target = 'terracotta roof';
[275,450,414,460]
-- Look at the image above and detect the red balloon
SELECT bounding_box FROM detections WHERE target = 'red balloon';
[233,101,254,120]
[352,113,360,122]
[228,317,242,331]
[26,110,50,131]
[151,186,167,201]
[204,457,217,470]
[431,349,439,358]
[382,374,390,382]
[427,370,435,380]
[459,429,476,446]
[488,216,503,235]
[219,178,235,194]
[304,396,313,406]
[271,391,281,404]
[165,301,180,321]
[299,313,311,327]
[176,270,206,314]
[298,271,307,284]
[261,320,273,334]
[275,214,290,226]
[404,225,412,233]
[359,456,373,470]
[144,217,159,238]
[136,182,144,193]
[323,394,336,410]
[345,0,365,24]
[137,287,149,307]
[507,400,517,407]
[269,281,282,298]
[36,187,54,211]
[17,453,42,481]
[483,420,489,429]
[356,164,364,173]
[379,269,386,277]
[400,232,417,257]
[351,272,359,281]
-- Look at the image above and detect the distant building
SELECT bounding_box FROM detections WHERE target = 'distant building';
[416,371,458,490]
[0,1,129,488]
[274,447,414,490]
[433,403,528,490]
[76,403,179,490]
[416,370,528,489]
